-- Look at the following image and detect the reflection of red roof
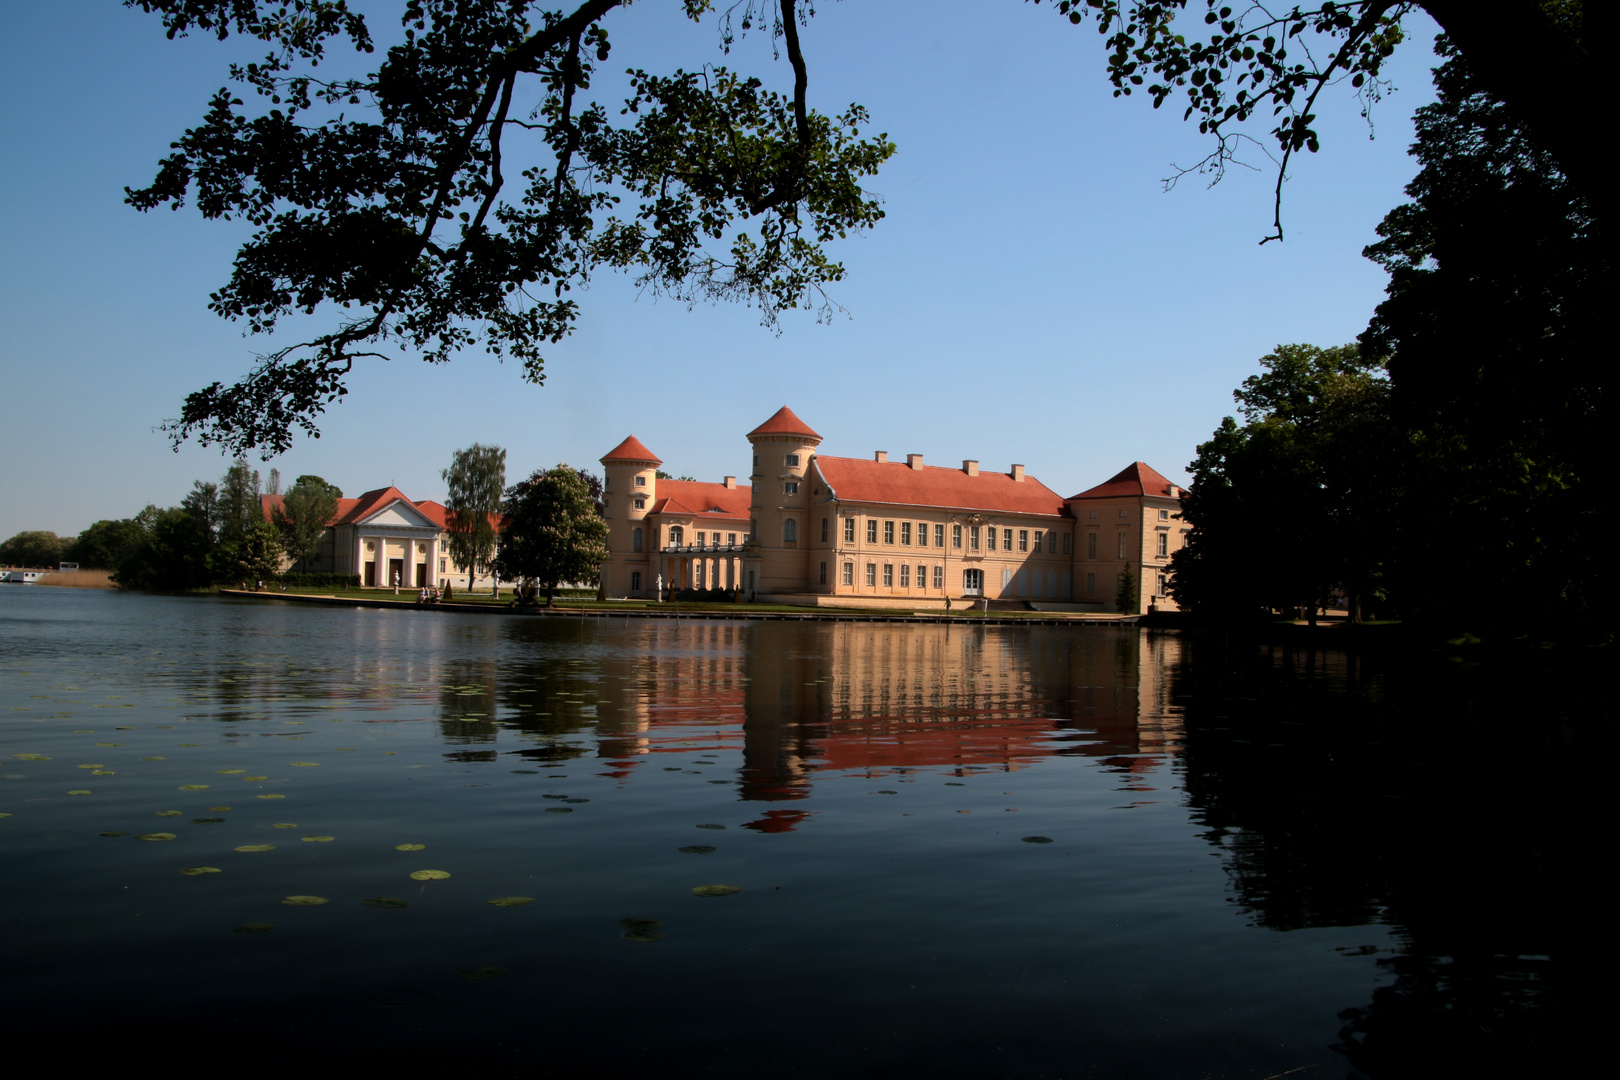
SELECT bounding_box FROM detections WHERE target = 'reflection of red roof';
[648,480,752,521]
[1069,462,1178,500]
[601,435,663,465]
[814,457,1067,517]
[748,405,822,441]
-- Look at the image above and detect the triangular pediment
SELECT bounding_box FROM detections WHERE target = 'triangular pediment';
[358,499,438,529]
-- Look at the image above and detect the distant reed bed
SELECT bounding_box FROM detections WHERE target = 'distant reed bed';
[34,569,116,589]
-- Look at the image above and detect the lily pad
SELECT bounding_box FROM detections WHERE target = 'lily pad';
[135,832,177,842]
[178,743,199,747]
[77,764,104,770]
[363,897,409,909]
[691,884,741,897]
[1020,836,1054,844]
[96,743,124,748]
[678,845,716,855]
[235,844,275,852]
[180,866,221,876]
[142,756,168,761]
[544,807,573,813]
[191,817,225,824]
[302,835,335,843]
[394,843,426,851]
[281,895,329,906]
[233,922,274,933]
[91,770,116,776]
[409,869,451,881]
[271,823,299,829]
[155,810,183,817]
[486,896,535,907]
[99,830,129,837]
[217,769,246,774]
[457,966,504,980]
[243,776,270,781]
[257,794,285,800]
[13,754,50,762]
[695,824,726,830]
[66,790,91,795]
[207,806,232,812]
[620,918,666,943]
[179,784,210,791]
[290,762,320,767]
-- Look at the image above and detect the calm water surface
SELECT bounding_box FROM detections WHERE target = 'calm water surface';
[0,589,1583,1076]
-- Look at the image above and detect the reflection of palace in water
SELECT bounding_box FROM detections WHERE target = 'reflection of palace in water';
[580,623,1183,810]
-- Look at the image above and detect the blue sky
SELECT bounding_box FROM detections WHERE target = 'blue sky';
[0,1,1440,539]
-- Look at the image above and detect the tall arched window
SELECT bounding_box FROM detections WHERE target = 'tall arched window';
[668,526,684,547]
[783,519,797,543]
[632,527,643,552]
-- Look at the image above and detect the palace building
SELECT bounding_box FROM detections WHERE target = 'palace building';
[599,406,1188,611]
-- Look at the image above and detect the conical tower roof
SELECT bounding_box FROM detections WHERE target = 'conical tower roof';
[601,435,663,466]
[747,405,822,442]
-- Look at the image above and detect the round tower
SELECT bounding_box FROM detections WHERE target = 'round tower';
[745,406,823,597]
[600,435,662,597]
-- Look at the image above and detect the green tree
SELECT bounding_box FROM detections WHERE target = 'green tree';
[1170,343,1397,621]
[66,519,150,570]
[442,443,507,592]
[1115,561,1139,615]
[115,505,221,590]
[494,464,611,606]
[0,531,64,568]
[216,458,264,548]
[274,474,342,569]
[1360,35,1606,639]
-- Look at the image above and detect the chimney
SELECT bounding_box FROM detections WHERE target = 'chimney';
[963,459,979,477]
[1010,464,1025,482]
[907,453,925,471]
[723,476,736,489]
[874,451,889,463]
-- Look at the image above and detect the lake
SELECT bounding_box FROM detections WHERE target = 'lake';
[0,588,1583,1076]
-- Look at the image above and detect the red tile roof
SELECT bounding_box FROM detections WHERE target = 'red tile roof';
[648,480,753,521]
[600,435,663,465]
[813,456,1068,518]
[260,489,495,530]
[748,405,822,441]
[1068,462,1179,500]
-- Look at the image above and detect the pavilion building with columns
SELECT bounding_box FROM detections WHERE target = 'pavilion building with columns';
[599,406,1189,611]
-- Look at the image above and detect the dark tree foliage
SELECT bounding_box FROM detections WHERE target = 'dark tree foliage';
[1360,36,1608,638]
[0,531,65,568]
[1170,343,1396,621]
[442,442,506,590]
[493,464,609,604]
[66,519,151,570]
[575,468,606,517]
[113,506,219,590]
[127,0,895,454]
[274,474,341,568]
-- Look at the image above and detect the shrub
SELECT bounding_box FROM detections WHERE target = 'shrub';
[278,573,361,589]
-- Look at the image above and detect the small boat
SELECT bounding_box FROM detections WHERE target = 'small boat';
[1,570,51,584]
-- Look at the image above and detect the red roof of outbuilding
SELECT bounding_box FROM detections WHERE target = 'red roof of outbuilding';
[260,488,495,530]
[813,457,1067,518]
[601,435,663,465]
[648,480,753,521]
[1068,462,1179,501]
[748,405,822,441]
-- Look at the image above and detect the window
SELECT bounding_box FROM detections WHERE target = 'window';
[1016,569,1027,596]
[883,564,894,587]
[696,532,706,549]
[1018,529,1029,552]
[821,518,829,543]
[1087,532,1097,559]
[1033,530,1043,553]
[933,565,943,589]
[669,526,684,546]
[750,518,757,541]
[969,526,980,551]
[694,563,706,587]
[917,565,926,589]
[784,519,797,544]
[727,533,737,547]
[1119,509,1128,518]
[819,561,827,585]
[867,519,878,543]
[1117,532,1128,559]
[1159,509,1170,520]
[884,520,895,544]
[633,497,645,510]
[900,564,910,587]
[1002,568,1012,593]
[866,563,877,587]
[439,558,446,573]
[1086,573,1095,594]
[843,562,854,586]
[963,568,983,595]
[635,475,646,487]
[916,522,929,547]
[986,527,996,550]
[1003,530,1014,551]
[786,454,801,467]
[632,528,643,553]
[785,481,799,495]
[952,524,963,548]
[935,524,945,547]
[1157,573,1168,596]
[1063,532,1072,555]
[1089,510,1098,519]
[753,455,760,467]
[631,571,641,592]
[844,517,856,543]
[604,497,610,513]
[900,522,912,545]
[1156,532,1169,557]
